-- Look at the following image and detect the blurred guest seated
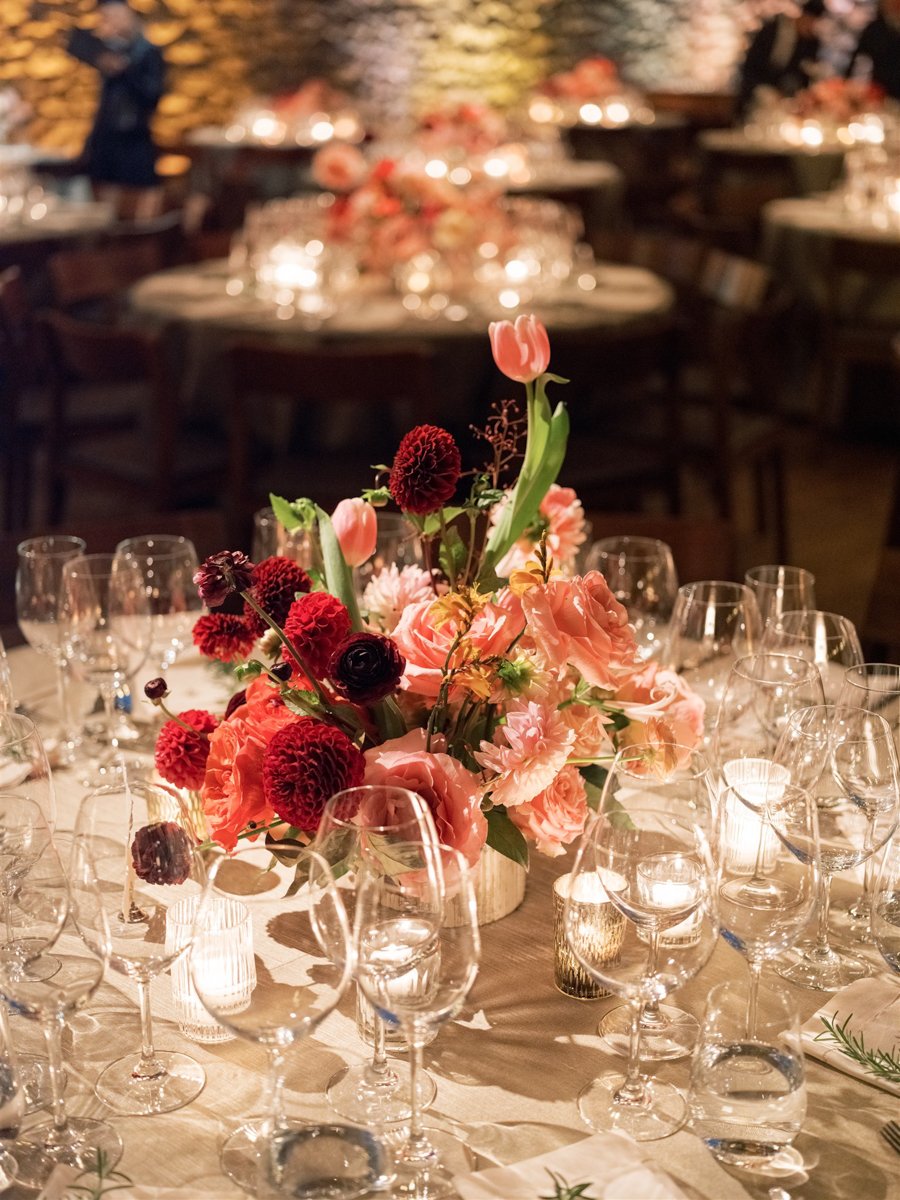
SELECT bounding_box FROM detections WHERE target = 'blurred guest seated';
[847,0,900,100]
[737,0,827,118]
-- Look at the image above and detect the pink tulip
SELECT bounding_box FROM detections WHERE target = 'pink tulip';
[331,498,377,567]
[488,314,551,383]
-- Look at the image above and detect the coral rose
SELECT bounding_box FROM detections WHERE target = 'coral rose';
[521,571,637,689]
[613,663,706,765]
[364,729,487,867]
[495,483,587,577]
[508,765,589,857]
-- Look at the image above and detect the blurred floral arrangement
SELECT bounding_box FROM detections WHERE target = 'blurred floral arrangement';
[527,57,649,129]
[791,77,885,121]
[541,57,624,101]
[226,78,364,147]
[415,101,510,157]
[148,318,704,870]
[0,88,30,144]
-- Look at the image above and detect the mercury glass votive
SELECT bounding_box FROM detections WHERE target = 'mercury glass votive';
[166,895,255,1044]
[554,871,625,999]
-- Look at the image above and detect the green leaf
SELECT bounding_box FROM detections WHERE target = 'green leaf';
[362,486,392,506]
[485,806,529,868]
[420,506,464,537]
[579,763,609,792]
[233,660,264,683]
[282,687,322,716]
[269,494,317,532]
[438,525,467,584]
[315,506,363,631]
[372,695,407,741]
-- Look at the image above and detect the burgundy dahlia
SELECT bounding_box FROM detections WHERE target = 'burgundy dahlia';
[389,424,462,515]
[193,551,255,608]
[244,555,312,637]
[193,613,257,663]
[155,708,218,791]
[262,718,365,832]
[131,822,194,885]
[329,633,405,704]
[283,592,352,679]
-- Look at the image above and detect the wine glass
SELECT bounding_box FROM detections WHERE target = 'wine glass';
[0,836,122,1189]
[567,797,718,1144]
[190,844,384,1198]
[16,535,87,765]
[772,705,899,990]
[872,825,900,978]
[661,581,762,737]
[0,1001,24,1189]
[73,778,207,1114]
[314,785,440,1125]
[760,610,863,703]
[59,553,152,778]
[585,536,678,662]
[839,663,900,935]
[744,565,816,628]
[0,636,11,715]
[0,714,56,833]
[594,743,715,1062]
[717,782,819,1035]
[252,506,315,567]
[354,842,480,1199]
[354,513,422,593]
[114,535,203,673]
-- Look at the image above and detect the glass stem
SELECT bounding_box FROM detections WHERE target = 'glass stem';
[370,1013,389,1079]
[99,682,119,751]
[54,656,75,763]
[812,873,834,960]
[43,1012,73,1144]
[615,1001,646,1106]
[264,1046,287,1133]
[134,977,164,1081]
[641,931,662,1028]
[747,958,762,1038]
[402,1029,433,1164]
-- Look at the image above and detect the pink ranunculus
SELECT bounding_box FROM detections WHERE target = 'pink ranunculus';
[331,498,378,567]
[476,698,574,809]
[613,662,706,764]
[392,591,525,698]
[521,572,637,689]
[363,729,487,866]
[488,314,550,384]
[508,765,590,856]
[311,142,367,192]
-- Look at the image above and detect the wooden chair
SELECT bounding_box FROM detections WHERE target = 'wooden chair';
[228,341,436,536]
[38,310,226,522]
[0,268,43,530]
[819,235,900,429]
[585,511,737,583]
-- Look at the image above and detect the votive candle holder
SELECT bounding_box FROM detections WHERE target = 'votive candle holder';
[166,895,255,1044]
[553,871,625,999]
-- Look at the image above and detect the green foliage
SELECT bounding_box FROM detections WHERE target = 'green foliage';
[485,805,529,868]
[438,525,467,584]
[315,506,363,631]
[233,660,265,683]
[540,1169,597,1199]
[362,485,392,506]
[816,1012,900,1082]
[269,494,317,532]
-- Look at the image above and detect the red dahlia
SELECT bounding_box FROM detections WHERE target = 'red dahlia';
[193,613,257,663]
[283,592,352,679]
[244,556,312,637]
[389,425,462,515]
[262,719,365,832]
[155,709,218,791]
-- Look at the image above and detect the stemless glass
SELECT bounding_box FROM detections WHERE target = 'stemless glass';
[73,779,207,1115]
[114,535,203,673]
[594,744,715,1062]
[662,581,762,736]
[690,980,806,1173]
[190,845,381,1199]
[744,566,816,628]
[773,705,899,990]
[0,714,56,833]
[354,843,480,1199]
[16,535,86,764]
[839,663,900,934]
[314,785,439,1125]
[760,610,863,704]
[566,801,719,1141]
[0,1002,24,1189]
[585,536,678,662]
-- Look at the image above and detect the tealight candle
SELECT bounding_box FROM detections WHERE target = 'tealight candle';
[636,853,703,946]
[166,895,255,1044]
[721,758,789,873]
[553,871,625,999]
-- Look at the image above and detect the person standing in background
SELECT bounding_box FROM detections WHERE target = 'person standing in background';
[75,1,165,218]
[737,0,827,117]
[847,0,900,99]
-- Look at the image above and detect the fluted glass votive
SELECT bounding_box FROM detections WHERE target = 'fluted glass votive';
[167,896,255,1044]
[554,872,625,999]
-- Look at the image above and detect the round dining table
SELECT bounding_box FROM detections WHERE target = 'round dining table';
[0,200,115,251]
[4,643,900,1198]
[698,128,847,197]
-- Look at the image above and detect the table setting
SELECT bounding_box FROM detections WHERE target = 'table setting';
[1,317,900,1198]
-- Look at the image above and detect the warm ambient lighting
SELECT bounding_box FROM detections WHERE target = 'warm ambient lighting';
[167,895,255,1044]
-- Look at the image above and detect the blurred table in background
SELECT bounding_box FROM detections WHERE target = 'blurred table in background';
[699,129,846,198]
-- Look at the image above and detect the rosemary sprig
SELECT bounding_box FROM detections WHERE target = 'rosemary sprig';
[540,1169,598,1199]
[815,1011,900,1082]
[67,1149,134,1198]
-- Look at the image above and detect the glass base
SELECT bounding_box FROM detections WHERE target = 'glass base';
[268,1124,393,1199]
[578,1074,686,1141]
[598,1004,698,1061]
[14,1116,123,1190]
[95,1050,205,1115]
[326,1061,436,1124]
[391,1127,476,1200]
[774,943,874,992]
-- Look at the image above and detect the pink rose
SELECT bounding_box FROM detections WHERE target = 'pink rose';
[614,662,706,763]
[521,572,637,689]
[393,591,525,698]
[364,729,487,866]
[508,765,589,857]
[488,314,550,383]
[311,142,367,192]
[332,498,378,567]
[496,483,587,577]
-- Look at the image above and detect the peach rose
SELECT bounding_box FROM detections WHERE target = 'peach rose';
[521,572,637,689]
[363,729,487,866]
[496,483,587,577]
[508,765,589,857]
[560,702,615,760]
[613,663,706,764]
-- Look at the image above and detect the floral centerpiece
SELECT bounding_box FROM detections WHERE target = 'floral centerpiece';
[749,78,892,148]
[228,79,364,147]
[148,317,703,918]
[529,57,647,129]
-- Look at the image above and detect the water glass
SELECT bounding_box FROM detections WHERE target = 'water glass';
[252,506,315,567]
[744,566,816,628]
[585,536,678,662]
[760,610,863,703]
[690,980,806,1172]
[114,535,203,672]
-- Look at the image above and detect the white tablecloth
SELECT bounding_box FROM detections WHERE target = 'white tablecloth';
[699,129,846,197]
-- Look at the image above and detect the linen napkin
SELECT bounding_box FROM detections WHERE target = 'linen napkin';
[800,974,900,1097]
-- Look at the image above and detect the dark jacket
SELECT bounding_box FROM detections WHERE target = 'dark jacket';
[847,17,900,100]
[85,34,165,186]
[738,17,821,116]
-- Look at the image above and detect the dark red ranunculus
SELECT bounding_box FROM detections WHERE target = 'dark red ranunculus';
[388,424,461,515]
[193,551,255,608]
[131,822,194,885]
[328,633,405,704]
[262,718,365,833]
[244,556,312,637]
[144,677,168,702]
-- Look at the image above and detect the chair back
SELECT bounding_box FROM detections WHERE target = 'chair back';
[48,239,165,312]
